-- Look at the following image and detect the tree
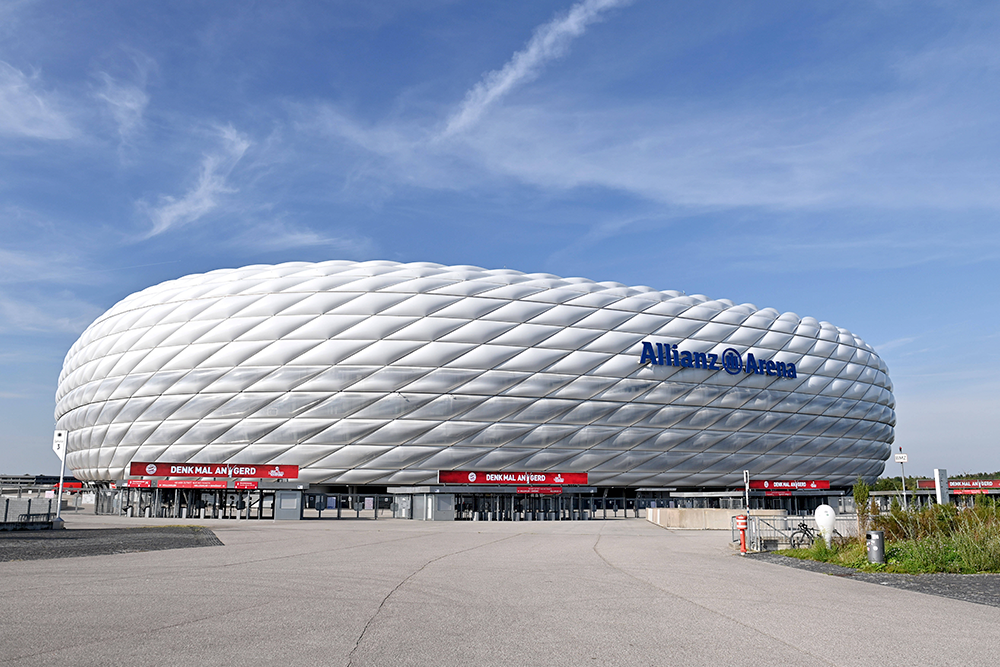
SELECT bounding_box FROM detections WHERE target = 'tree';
[853,477,871,536]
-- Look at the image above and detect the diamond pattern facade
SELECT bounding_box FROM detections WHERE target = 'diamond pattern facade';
[55,260,895,487]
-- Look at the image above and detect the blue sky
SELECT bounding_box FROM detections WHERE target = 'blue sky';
[2,0,998,477]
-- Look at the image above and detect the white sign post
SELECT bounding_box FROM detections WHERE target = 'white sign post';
[743,470,750,513]
[934,468,949,505]
[894,450,908,510]
[52,430,67,522]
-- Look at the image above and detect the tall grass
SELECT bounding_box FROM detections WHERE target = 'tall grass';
[785,500,1000,573]
[869,499,1000,573]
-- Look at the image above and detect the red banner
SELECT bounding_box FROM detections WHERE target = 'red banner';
[438,471,588,485]
[917,479,1000,490]
[748,480,830,490]
[949,480,1000,488]
[126,480,151,488]
[156,480,228,489]
[234,481,259,490]
[516,487,563,495]
[130,462,299,479]
[764,490,792,497]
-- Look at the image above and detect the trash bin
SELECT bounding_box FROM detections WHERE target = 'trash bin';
[866,530,885,564]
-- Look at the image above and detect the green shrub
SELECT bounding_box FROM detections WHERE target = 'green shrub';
[853,477,871,537]
[787,501,1000,573]
[810,535,836,560]
[953,506,1000,572]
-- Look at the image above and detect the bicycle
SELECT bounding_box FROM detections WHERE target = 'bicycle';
[789,522,842,548]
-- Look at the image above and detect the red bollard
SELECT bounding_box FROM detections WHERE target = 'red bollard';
[736,514,748,555]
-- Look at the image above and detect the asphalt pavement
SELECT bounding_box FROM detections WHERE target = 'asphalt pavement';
[1,514,997,666]
[0,526,222,562]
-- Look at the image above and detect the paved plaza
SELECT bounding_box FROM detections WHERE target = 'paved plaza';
[2,515,997,666]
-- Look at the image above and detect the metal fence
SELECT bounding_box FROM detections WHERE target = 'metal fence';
[95,488,121,515]
[731,513,859,551]
[1,498,57,528]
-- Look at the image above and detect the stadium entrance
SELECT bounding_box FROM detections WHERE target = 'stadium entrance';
[115,481,279,519]
[453,490,593,521]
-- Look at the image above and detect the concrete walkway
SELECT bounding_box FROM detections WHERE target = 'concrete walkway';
[2,515,996,666]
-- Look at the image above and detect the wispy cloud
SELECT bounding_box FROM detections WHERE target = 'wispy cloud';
[141,125,250,237]
[94,68,150,148]
[684,212,1000,274]
[440,0,631,137]
[0,61,76,139]
[297,3,1000,229]
[872,337,917,353]
[0,290,102,334]
[228,219,376,255]
[0,215,95,286]
[0,242,103,334]
[0,245,51,284]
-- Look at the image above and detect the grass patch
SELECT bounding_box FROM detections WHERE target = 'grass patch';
[778,501,1000,574]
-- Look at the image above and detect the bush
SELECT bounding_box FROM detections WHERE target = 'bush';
[853,477,871,535]
[952,503,1000,572]
[784,500,1000,573]
[810,535,836,560]
[861,502,1000,573]
[871,503,959,541]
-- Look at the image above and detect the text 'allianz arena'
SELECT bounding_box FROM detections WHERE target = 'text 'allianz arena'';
[55,260,895,488]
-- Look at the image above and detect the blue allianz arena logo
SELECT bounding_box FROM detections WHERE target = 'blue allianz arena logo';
[639,342,798,379]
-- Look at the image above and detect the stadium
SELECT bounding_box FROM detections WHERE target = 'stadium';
[54,260,895,520]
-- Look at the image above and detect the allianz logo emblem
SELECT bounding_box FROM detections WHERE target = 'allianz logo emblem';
[640,342,798,379]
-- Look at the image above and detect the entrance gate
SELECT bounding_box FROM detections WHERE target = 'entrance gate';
[304,494,395,519]
[97,486,651,521]
[109,486,276,519]
[454,492,597,521]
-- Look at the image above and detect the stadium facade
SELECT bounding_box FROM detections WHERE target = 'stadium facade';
[54,260,894,519]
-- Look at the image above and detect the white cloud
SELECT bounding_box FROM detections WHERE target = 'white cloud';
[0,61,76,139]
[307,85,1000,236]
[0,242,102,334]
[142,125,250,237]
[441,0,631,137]
[228,219,376,255]
[449,90,1000,212]
[0,289,102,334]
[295,3,1000,233]
[95,71,149,144]
[0,223,97,286]
[0,246,50,284]
[868,337,917,354]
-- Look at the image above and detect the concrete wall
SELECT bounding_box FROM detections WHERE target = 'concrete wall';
[647,507,787,530]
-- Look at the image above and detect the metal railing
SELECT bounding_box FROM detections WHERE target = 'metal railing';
[731,514,859,552]
[1,498,57,527]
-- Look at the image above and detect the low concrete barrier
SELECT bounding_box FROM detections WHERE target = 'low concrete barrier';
[647,507,787,530]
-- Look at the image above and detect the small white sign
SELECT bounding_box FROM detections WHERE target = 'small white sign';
[894,453,908,463]
[52,430,67,462]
